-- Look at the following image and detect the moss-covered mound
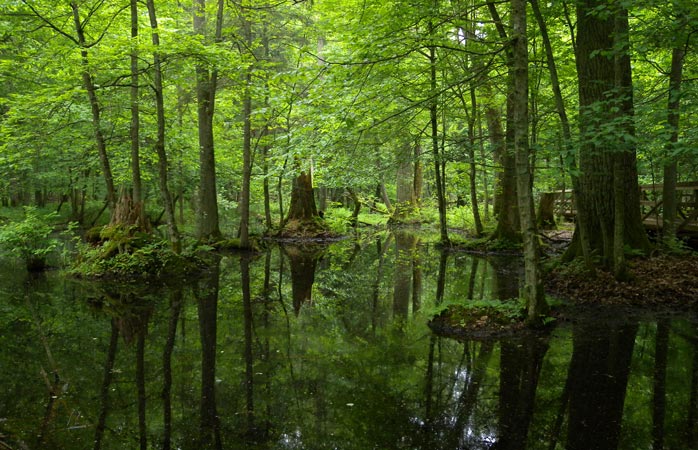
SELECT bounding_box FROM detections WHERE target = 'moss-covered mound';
[70,224,202,281]
[428,299,534,340]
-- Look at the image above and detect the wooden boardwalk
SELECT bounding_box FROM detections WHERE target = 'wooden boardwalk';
[546,181,698,234]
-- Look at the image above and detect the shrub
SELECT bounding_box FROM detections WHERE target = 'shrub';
[0,207,59,271]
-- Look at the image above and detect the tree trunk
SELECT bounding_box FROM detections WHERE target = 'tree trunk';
[391,140,416,223]
[487,1,520,243]
[70,2,116,213]
[428,11,450,246]
[129,0,144,229]
[413,140,423,206]
[537,193,556,230]
[194,0,223,242]
[194,257,222,449]
[146,0,181,252]
[662,39,687,244]
[239,6,253,248]
[512,0,547,324]
[565,0,649,270]
[281,168,325,237]
[468,86,484,236]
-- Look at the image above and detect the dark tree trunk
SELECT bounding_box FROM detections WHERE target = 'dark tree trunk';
[566,321,638,450]
[662,32,687,243]
[566,0,649,271]
[283,244,322,315]
[282,169,326,237]
[195,257,222,449]
[537,193,556,230]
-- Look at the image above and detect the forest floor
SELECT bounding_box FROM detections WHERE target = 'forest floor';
[430,247,698,340]
[546,253,698,309]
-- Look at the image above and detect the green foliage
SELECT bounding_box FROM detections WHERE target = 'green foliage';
[69,225,200,280]
[0,207,59,270]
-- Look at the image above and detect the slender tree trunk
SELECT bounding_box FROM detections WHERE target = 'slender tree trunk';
[239,6,253,248]
[413,140,423,206]
[512,0,547,324]
[653,321,670,450]
[136,328,147,450]
[162,290,182,450]
[468,86,483,236]
[70,2,116,213]
[428,10,450,246]
[129,0,144,227]
[146,0,181,252]
[662,41,686,243]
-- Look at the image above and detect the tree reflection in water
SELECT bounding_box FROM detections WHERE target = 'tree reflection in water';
[1,235,697,449]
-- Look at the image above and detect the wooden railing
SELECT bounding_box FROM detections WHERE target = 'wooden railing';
[545,182,698,233]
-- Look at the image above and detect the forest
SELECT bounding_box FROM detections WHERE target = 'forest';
[1,0,698,313]
[2,1,698,449]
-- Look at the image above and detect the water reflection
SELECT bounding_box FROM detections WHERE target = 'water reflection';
[0,235,697,449]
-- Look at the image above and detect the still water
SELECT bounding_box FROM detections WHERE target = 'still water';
[1,233,697,449]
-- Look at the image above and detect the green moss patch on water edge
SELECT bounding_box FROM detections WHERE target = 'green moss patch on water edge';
[69,225,207,281]
[428,297,561,340]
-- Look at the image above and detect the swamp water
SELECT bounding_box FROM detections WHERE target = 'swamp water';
[1,234,697,450]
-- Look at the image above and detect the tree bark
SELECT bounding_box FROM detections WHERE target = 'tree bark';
[428,9,450,246]
[566,0,649,270]
[512,0,547,324]
[146,0,181,252]
[194,0,223,242]
[662,39,687,243]
[487,1,520,243]
[129,0,144,228]
[468,86,484,236]
[239,6,253,248]
[70,2,116,213]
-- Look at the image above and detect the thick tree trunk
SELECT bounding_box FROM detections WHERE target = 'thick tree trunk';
[194,0,223,242]
[566,0,649,270]
[391,140,416,223]
[281,168,327,238]
[487,2,520,243]
[194,258,222,449]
